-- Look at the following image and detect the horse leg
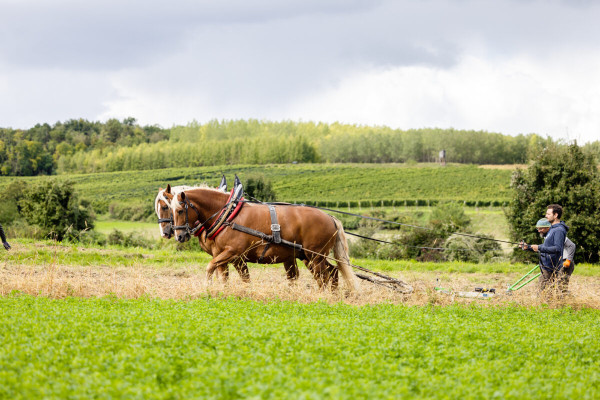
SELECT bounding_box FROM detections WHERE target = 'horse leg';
[324,260,339,290]
[233,259,250,283]
[216,266,230,282]
[283,259,299,281]
[206,250,237,282]
[307,257,326,289]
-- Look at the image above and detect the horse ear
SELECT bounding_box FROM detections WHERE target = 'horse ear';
[180,192,186,201]
[166,184,172,194]
[218,175,227,191]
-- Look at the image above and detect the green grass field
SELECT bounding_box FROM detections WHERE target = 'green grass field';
[0,163,514,213]
[2,295,599,399]
[7,162,599,399]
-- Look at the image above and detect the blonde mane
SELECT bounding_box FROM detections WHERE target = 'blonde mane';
[155,184,226,215]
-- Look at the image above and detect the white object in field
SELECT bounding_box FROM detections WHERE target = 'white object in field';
[457,291,495,299]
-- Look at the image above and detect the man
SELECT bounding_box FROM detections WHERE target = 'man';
[521,204,569,294]
[0,223,11,250]
[534,217,575,294]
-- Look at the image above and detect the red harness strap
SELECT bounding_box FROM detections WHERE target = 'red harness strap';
[208,199,244,240]
[193,188,244,239]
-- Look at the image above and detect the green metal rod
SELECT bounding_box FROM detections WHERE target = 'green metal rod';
[508,265,541,291]
[510,272,541,291]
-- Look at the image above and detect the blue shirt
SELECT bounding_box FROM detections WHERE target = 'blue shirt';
[538,221,569,271]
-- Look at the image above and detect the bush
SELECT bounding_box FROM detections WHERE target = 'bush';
[0,180,28,225]
[74,230,107,247]
[507,143,600,263]
[18,179,95,241]
[443,234,502,263]
[429,202,471,235]
[107,229,155,249]
[244,176,276,202]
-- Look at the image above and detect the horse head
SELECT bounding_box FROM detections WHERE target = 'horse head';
[155,184,175,239]
[171,191,195,243]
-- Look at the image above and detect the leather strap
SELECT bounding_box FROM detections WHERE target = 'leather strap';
[268,205,281,244]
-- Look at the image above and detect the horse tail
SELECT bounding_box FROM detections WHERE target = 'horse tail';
[332,217,359,292]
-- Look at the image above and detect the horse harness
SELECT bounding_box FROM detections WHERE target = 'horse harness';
[173,188,306,261]
[228,205,306,261]
[157,193,175,229]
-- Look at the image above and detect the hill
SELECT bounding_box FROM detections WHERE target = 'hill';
[0,163,513,216]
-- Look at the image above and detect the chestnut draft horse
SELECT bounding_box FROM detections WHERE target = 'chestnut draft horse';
[155,184,251,281]
[170,187,358,290]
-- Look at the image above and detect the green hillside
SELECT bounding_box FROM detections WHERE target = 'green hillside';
[0,163,513,214]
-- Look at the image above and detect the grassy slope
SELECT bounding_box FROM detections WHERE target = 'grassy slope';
[0,163,513,208]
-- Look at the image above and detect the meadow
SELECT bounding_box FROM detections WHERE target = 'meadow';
[2,236,600,399]
[2,294,600,399]
[0,163,513,215]
[4,162,600,398]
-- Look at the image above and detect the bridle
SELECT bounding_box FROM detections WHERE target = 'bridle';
[156,193,175,234]
[173,193,224,237]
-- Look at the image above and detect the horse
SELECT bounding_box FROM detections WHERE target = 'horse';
[155,184,250,282]
[170,186,358,290]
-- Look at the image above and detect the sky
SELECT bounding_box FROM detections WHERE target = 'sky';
[1,0,599,143]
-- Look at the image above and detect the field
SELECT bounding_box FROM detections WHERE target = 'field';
[4,162,600,398]
[2,294,600,399]
[2,238,600,398]
[0,163,514,213]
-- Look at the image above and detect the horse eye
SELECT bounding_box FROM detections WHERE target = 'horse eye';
[177,210,183,215]
[162,206,168,211]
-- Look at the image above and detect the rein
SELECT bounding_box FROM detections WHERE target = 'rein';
[173,195,226,237]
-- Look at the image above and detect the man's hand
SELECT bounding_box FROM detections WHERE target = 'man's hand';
[3,241,10,251]
[530,244,538,252]
[519,241,534,251]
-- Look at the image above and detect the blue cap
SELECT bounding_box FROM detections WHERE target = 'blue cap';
[536,218,551,228]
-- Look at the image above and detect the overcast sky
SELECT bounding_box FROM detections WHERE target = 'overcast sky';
[1,0,599,143]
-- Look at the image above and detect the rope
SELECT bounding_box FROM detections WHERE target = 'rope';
[243,197,519,246]
[345,231,502,253]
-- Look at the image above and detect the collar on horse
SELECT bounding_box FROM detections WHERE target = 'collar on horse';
[159,176,228,232]
[174,175,245,239]
[202,176,245,239]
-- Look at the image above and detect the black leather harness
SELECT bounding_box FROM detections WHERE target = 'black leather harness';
[228,204,306,262]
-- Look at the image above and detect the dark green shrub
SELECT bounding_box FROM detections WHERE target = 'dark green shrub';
[507,143,600,263]
[18,179,95,241]
[244,175,276,202]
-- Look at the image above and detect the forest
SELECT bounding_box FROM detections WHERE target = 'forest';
[2,118,598,176]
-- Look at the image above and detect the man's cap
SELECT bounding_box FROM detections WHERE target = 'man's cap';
[536,218,551,228]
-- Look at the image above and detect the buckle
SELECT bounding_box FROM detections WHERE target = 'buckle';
[271,224,281,232]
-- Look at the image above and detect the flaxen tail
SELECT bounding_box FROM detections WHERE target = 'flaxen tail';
[332,217,359,292]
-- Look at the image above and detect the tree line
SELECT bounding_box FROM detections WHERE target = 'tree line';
[1,118,598,176]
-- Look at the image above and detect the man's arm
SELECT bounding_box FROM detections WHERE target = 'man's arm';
[538,229,566,255]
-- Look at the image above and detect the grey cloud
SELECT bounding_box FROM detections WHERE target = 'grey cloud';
[0,0,381,70]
